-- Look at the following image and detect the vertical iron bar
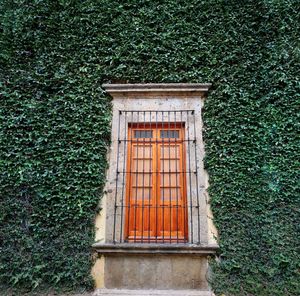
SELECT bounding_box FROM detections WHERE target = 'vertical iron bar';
[119,111,128,242]
[162,111,165,243]
[141,111,146,243]
[180,111,187,243]
[187,111,194,244]
[126,111,133,242]
[113,110,121,243]
[155,111,158,243]
[168,111,172,243]
[134,112,140,242]
[148,111,152,243]
[174,111,179,243]
[193,110,201,244]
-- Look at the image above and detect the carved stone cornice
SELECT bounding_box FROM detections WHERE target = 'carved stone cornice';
[102,83,212,98]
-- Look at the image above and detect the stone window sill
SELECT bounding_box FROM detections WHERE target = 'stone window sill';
[92,242,218,256]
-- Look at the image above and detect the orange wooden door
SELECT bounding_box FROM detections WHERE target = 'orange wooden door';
[125,124,187,242]
[126,139,156,240]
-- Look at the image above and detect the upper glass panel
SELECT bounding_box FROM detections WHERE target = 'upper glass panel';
[134,130,153,138]
[160,130,179,139]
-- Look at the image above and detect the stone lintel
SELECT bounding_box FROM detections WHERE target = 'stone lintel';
[92,243,218,256]
[102,83,212,97]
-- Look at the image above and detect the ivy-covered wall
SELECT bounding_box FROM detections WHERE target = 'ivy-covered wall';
[1,0,299,295]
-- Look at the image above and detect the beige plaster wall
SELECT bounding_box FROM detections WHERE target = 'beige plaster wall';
[91,256,105,288]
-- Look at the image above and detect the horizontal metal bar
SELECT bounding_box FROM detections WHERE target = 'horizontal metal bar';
[120,110,195,113]
[116,205,198,208]
[118,139,195,142]
[117,171,197,174]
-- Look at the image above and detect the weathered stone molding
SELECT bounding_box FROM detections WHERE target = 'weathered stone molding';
[93,243,218,256]
[102,83,212,97]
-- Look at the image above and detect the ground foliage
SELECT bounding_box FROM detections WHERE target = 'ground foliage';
[0,0,299,295]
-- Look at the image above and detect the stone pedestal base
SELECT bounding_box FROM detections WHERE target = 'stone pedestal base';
[92,243,218,291]
[105,255,208,289]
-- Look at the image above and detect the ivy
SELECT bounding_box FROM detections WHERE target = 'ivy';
[0,0,299,295]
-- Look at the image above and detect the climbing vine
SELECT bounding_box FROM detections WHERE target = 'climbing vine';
[0,0,299,295]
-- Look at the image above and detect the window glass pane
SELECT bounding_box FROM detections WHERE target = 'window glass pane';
[160,173,180,187]
[134,130,153,138]
[160,159,180,172]
[132,145,153,158]
[160,145,180,158]
[132,159,152,172]
[160,188,181,201]
[132,173,152,187]
[160,130,179,138]
[131,188,151,201]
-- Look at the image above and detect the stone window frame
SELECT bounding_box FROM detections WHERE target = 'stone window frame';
[93,83,218,255]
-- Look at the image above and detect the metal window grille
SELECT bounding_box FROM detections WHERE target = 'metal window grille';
[113,110,201,244]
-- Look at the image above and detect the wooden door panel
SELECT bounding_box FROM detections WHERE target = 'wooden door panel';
[125,125,187,242]
[156,206,185,239]
[157,142,186,240]
[156,207,185,240]
[127,205,156,240]
[126,142,155,241]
